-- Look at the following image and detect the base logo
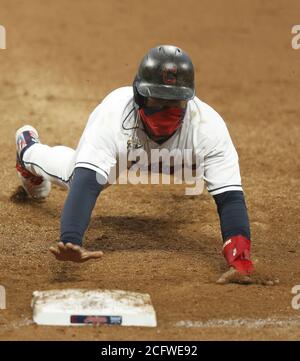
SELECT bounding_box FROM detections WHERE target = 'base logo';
[70,315,122,325]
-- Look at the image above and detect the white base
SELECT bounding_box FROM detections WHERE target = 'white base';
[31,289,157,327]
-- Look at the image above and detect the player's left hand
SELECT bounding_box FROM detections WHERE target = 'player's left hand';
[49,242,103,263]
[216,267,279,286]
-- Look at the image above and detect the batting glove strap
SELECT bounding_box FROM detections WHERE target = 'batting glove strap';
[223,235,254,275]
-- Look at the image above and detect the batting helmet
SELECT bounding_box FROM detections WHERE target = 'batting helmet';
[133,45,195,107]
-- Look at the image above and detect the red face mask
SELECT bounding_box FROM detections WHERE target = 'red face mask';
[139,106,186,139]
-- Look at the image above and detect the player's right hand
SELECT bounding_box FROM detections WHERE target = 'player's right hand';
[49,242,103,263]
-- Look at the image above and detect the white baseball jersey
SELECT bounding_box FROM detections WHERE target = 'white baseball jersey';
[75,86,243,196]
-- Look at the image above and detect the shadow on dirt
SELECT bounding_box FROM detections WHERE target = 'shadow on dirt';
[87,215,216,255]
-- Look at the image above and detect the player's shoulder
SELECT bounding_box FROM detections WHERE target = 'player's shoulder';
[93,86,133,113]
[102,86,133,104]
[190,96,229,139]
[87,86,133,126]
[192,97,226,126]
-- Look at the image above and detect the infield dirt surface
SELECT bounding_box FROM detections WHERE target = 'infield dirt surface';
[0,0,300,340]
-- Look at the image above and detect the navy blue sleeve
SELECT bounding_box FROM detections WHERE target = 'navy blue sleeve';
[213,191,251,241]
[60,167,105,246]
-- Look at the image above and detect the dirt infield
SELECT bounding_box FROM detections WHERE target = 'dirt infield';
[0,0,300,340]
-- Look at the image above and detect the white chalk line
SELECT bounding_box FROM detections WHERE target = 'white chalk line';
[175,317,300,329]
[0,317,34,334]
[2,317,300,333]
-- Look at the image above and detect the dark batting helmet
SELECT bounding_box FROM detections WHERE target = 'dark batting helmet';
[133,45,195,107]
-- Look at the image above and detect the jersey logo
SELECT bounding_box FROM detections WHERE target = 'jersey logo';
[162,65,177,85]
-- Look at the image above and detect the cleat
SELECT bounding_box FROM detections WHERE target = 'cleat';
[15,125,51,199]
[16,125,40,160]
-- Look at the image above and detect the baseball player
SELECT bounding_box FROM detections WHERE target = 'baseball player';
[14,45,254,284]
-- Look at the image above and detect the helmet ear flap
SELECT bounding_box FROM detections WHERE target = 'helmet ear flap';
[133,76,147,108]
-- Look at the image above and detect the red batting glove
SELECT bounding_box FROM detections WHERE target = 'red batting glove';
[223,235,254,275]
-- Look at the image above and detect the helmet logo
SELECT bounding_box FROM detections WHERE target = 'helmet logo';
[162,65,177,85]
